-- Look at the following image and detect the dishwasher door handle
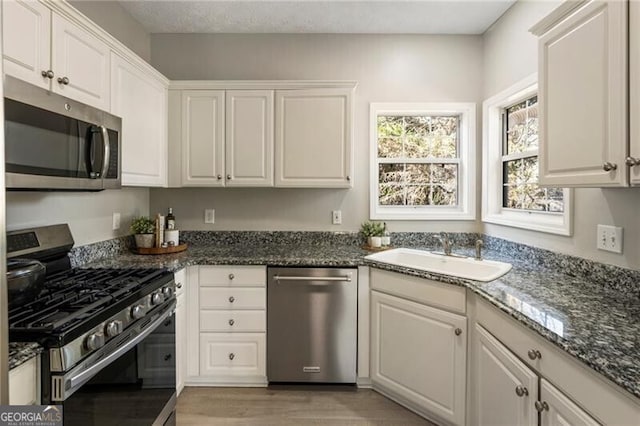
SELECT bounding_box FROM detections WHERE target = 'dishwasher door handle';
[273,275,352,283]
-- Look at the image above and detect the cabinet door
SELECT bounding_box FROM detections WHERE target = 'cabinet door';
[474,325,538,426]
[275,88,353,188]
[176,292,186,396]
[181,91,225,186]
[371,291,466,426]
[540,379,600,426]
[226,90,274,187]
[538,0,627,187]
[9,357,38,405]
[629,0,640,185]
[199,333,266,378]
[2,0,51,89]
[111,53,167,187]
[51,13,110,110]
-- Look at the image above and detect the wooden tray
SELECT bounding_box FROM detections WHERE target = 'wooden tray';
[132,243,188,255]
[361,245,393,252]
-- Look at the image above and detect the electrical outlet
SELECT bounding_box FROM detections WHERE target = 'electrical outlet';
[204,209,215,224]
[597,224,623,253]
[112,212,121,230]
[332,210,342,225]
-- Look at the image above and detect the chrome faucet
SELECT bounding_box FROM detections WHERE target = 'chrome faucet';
[475,239,484,261]
[438,233,452,256]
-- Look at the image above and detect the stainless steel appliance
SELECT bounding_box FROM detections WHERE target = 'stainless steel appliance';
[8,225,176,425]
[267,267,357,383]
[3,76,121,191]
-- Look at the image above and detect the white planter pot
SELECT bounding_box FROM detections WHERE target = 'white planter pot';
[134,234,154,248]
[369,236,382,248]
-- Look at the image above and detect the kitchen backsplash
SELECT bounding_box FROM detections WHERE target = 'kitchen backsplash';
[70,231,640,298]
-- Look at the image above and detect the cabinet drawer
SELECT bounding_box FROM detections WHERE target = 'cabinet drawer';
[200,310,265,332]
[199,266,266,287]
[199,333,266,377]
[9,357,38,405]
[371,268,466,314]
[200,287,265,310]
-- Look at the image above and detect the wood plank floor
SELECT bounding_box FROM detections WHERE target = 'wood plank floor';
[176,387,437,425]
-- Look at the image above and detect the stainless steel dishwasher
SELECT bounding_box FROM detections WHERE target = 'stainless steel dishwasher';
[267,267,357,383]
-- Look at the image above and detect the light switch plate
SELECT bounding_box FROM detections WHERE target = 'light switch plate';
[204,209,215,224]
[597,224,623,253]
[332,210,342,225]
[112,212,121,230]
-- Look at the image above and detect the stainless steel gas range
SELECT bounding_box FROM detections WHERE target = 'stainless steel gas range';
[7,225,176,426]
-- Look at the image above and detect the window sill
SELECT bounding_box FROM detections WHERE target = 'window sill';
[482,211,572,236]
[372,208,476,221]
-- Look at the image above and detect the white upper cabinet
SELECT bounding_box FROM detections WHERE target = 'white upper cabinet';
[534,0,628,187]
[2,2,111,111]
[629,0,640,185]
[2,0,51,89]
[111,53,168,187]
[51,12,110,111]
[181,90,226,186]
[275,88,353,188]
[474,325,538,426]
[225,90,274,187]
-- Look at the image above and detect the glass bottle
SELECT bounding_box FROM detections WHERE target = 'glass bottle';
[167,207,176,230]
[382,222,391,246]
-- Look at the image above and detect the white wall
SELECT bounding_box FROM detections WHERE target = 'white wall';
[69,0,151,62]
[6,188,149,246]
[149,34,484,232]
[482,0,640,269]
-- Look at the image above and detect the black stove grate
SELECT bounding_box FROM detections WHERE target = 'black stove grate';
[9,268,171,339]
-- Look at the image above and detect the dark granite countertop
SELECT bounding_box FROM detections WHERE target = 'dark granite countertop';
[82,243,640,400]
[9,342,43,370]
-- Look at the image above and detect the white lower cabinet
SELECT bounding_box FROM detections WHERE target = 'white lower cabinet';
[175,268,186,396]
[185,265,267,386]
[371,290,467,426]
[539,379,600,426]
[9,357,39,405]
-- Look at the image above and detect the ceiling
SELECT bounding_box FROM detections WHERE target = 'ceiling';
[118,1,516,35]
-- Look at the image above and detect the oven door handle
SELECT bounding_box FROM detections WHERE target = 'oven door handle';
[66,303,175,394]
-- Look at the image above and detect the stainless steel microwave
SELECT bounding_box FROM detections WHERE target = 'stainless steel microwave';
[3,76,121,191]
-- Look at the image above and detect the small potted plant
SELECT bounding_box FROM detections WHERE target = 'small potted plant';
[360,221,385,248]
[131,216,156,248]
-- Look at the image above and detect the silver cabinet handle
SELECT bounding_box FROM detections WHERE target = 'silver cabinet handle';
[228,319,234,326]
[228,296,235,303]
[603,162,617,171]
[454,328,462,336]
[346,176,351,181]
[527,349,542,360]
[227,174,232,180]
[57,76,70,85]
[229,273,235,280]
[217,175,222,180]
[515,385,529,397]
[41,70,54,79]
[228,353,235,360]
[176,282,183,289]
[535,401,549,412]
[626,157,640,167]
[273,275,351,282]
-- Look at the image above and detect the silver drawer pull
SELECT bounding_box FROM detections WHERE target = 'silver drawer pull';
[527,349,542,360]
[176,282,183,289]
[535,401,549,412]
[273,275,351,282]
[454,328,462,336]
[228,353,235,360]
[603,162,617,172]
[229,273,235,280]
[228,319,235,326]
[515,385,529,397]
[229,296,235,303]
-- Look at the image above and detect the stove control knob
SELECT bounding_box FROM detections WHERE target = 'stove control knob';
[162,286,173,299]
[85,333,105,351]
[131,304,145,320]
[151,292,164,306]
[105,320,123,337]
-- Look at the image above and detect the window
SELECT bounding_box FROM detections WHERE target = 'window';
[482,75,572,235]
[370,103,476,220]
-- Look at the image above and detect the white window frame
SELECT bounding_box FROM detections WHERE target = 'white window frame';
[369,102,476,221]
[482,74,573,236]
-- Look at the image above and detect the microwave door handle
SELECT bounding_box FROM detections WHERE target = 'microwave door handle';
[87,127,98,178]
[100,125,110,178]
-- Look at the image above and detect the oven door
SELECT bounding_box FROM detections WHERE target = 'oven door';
[57,302,176,426]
